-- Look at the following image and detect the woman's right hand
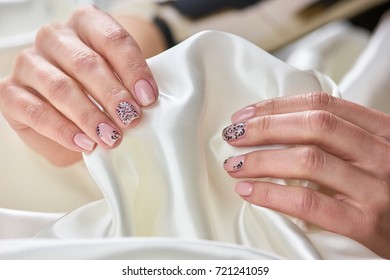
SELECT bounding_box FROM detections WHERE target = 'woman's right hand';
[0,5,158,166]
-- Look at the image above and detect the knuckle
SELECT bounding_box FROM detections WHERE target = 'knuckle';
[35,24,52,41]
[297,146,325,174]
[35,22,63,43]
[79,107,99,128]
[103,27,133,46]
[72,5,98,20]
[262,98,278,115]
[125,60,147,75]
[0,77,11,95]
[371,179,390,209]
[295,188,320,214]
[72,50,101,72]
[251,152,264,173]
[359,212,381,240]
[46,74,73,102]
[55,122,74,141]
[0,78,15,110]
[305,110,337,135]
[14,49,29,68]
[259,185,273,204]
[26,101,46,128]
[304,92,333,110]
[256,115,272,134]
[379,146,390,180]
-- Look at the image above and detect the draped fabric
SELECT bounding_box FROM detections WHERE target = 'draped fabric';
[38,31,341,259]
[1,11,389,259]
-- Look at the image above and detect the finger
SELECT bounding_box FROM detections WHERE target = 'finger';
[232,92,390,137]
[235,180,362,239]
[223,110,381,165]
[70,5,158,107]
[0,82,95,153]
[224,146,378,200]
[13,49,122,148]
[35,21,141,129]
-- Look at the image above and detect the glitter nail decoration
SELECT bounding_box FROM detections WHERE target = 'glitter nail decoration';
[116,101,140,126]
[222,122,246,141]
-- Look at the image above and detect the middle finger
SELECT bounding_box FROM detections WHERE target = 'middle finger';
[222,110,382,166]
[223,146,378,201]
[35,23,141,128]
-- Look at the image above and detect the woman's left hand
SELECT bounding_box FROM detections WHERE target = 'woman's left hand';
[222,92,390,258]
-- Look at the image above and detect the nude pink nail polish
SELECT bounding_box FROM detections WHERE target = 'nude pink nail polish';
[224,155,245,172]
[233,106,256,122]
[134,79,156,106]
[74,133,95,152]
[96,123,121,147]
[235,182,253,196]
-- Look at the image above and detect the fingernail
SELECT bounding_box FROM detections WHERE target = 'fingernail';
[134,79,156,106]
[235,182,253,196]
[116,101,140,126]
[96,123,121,147]
[74,133,96,152]
[233,106,256,122]
[222,122,246,141]
[224,155,245,172]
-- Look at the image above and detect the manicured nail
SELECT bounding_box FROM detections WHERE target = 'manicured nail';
[222,122,246,141]
[96,123,121,147]
[224,155,245,172]
[116,101,140,126]
[233,106,256,122]
[134,79,156,106]
[235,182,253,196]
[74,133,95,152]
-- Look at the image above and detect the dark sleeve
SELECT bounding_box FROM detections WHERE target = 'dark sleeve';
[165,0,265,19]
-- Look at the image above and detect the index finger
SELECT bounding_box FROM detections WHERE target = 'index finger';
[232,92,390,137]
[69,6,158,107]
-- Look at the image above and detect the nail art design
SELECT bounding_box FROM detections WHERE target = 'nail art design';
[96,123,121,147]
[234,160,244,170]
[116,101,140,126]
[111,130,120,140]
[224,156,244,171]
[222,122,246,141]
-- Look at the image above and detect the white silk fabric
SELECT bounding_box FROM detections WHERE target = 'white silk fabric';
[1,29,385,259]
[8,30,377,260]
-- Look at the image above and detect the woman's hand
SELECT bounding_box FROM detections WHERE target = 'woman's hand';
[222,92,390,258]
[0,5,158,166]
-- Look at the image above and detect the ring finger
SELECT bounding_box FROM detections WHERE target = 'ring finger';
[222,110,382,168]
[224,146,379,202]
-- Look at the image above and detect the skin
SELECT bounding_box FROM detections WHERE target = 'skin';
[0,5,388,259]
[0,6,165,166]
[223,92,390,258]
